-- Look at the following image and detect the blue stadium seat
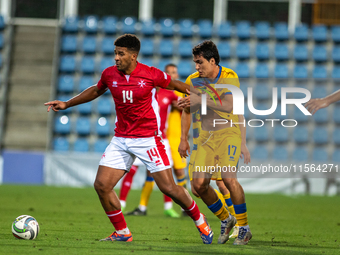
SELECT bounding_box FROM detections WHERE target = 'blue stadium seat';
[218,41,231,59]
[332,149,340,162]
[331,26,340,43]
[254,126,269,142]
[332,66,340,80]
[158,39,174,57]
[157,59,171,71]
[312,86,328,98]
[54,115,71,135]
[274,43,289,61]
[312,65,328,80]
[333,128,340,145]
[273,126,289,143]
[236,21,251,40]
[274,64,289,79]
[178,19,194,38]
[178,40,193,58]
[216,21,232,39]
[253,83,270,100]
[100,37,115,55]
[312,25,327,43]
[252,145,268,160]
[53,137,70,152]
[255,21,270,40]
[140,38,154,56]
[236,42,251,59]
[255,43,270,60]
[198,19,212,38]
[75,117,91,135]
[81,36,97,54]
[121,16,137,34]
[0,33,4,49]
[57,96,72,114]
[235,63,250,78]
[78,75,94,92]
[96,97,115,115]
[314,108,329,124]
[292,146,308,161]
[294,24,309,42]
[140,19,156,36]
[240,83,248,99]
[95,117,111,136]
[293,44,308,62]
[252,103,271,120]
[313,45,328,62]
[219,61,230,69]
[332,46,340,63]
[293,107,309,123]
[77,101,93,115]
[293,64,308,79]
[94,139,108,153]
[59,55,76,73]
[83,16,98,34]
[312,147,328,161]
[139,58,153,67]
[159,18,175,37]
[0,15,5,31]
[79,56,95,74]
[62,16,79,33]
[73,138,90,152]
[60,35,77,53]
[273,146,289,160]
[58,75,75,93]
[274,22,289,41]
[98,57,114,73]
[313,127,329,145]
[177,60,194,78]
[255,63,270,78]
[334,106,340,124]
[101,16,117,34]
[293,126,309,143]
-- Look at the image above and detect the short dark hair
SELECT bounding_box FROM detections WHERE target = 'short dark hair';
[192,40,220,65]
[114,34,141,53]
[165,63,177,72]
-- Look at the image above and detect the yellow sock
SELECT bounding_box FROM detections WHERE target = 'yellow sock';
[223,193,236,217]
[176,174,187,188]
[208,196,229,221]
[234,203,248,227]
[215,189,227,208]
[139,177,155,207]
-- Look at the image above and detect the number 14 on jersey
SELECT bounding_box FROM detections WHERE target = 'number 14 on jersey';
[122,90,133,103]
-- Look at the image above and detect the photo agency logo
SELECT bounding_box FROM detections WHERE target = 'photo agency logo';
[198,84,312,128]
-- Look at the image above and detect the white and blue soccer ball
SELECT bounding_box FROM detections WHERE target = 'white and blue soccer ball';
[12,215,40,240]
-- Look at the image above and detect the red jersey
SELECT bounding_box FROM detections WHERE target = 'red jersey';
[97,62,171,138]
[157,88,179,139]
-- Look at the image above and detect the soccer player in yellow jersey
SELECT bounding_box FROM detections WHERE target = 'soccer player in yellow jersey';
[179,41,252,245]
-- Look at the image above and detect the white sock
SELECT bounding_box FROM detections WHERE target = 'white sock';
[194,213,205,226]
[240,225,250,230]
[138,205,147,212]
[164,202,173,210]
[221,214,232,226]
[120,200,126,208]
[116,227,130,235]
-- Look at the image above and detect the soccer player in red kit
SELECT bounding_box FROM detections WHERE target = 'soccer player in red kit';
[45,34,213,244]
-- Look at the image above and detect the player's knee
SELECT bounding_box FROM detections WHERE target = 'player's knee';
[94,179,109,195]
[223,178,239,191]
[191,185,200,198]
[192,181,208,196]
[159,184,176,197]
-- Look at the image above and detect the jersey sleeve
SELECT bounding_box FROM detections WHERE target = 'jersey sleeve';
[150,66,171,88]
[97,69,109,90]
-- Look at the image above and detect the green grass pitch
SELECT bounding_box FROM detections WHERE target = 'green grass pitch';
[0,185,339,254]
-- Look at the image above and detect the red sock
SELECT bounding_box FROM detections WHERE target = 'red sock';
[106,210,127,231]
[119,165,138,201]
[163,194,172,203]
[184,201,201,221]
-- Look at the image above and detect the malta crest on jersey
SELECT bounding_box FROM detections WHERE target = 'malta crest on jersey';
[138,80,146,88]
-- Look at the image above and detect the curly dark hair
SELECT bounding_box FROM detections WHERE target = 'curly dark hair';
[192,40,220,65]
[114,34,141,53]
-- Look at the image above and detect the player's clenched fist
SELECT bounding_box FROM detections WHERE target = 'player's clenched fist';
[44,100,68,112]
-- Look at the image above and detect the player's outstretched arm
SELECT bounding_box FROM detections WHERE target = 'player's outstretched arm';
[178,107,191,158]
[44,85,107,112]
[238,115,250,164]
[305,89,340,115]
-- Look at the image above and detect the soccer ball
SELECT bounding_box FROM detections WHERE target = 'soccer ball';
[12,215,40,240]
